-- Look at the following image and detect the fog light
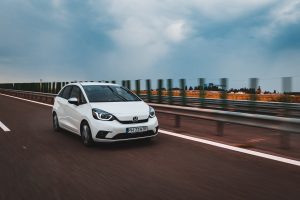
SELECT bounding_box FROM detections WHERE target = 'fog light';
[96,131,110,139]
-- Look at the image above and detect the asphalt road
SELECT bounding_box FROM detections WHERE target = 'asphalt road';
[0,94,300,200]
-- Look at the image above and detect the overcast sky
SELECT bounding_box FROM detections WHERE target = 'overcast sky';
[0,0,300,91]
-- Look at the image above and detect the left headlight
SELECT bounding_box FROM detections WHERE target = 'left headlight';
[92,108,115,121]
[149,106,155,118]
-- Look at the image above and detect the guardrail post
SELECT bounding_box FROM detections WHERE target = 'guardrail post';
[158,79,163,104]
[220,78,228,110]
[180,79,186,106]
[122,80,126,87]
[135,80,140,96]
[146,79,152,103]
[56,82,62,94]
[127,80,131,90]
[217,121,224,136]
[175,115,181,128]
[44,82,47,93]
[199,78,205,107]
[45,82,48,93]
[52,82,55,94]
[279,77,292,149]
[249,78,258,112]
[46,82,49,93]
[282,77,292,104]
[43,83,46,93]
[167,79,173,105]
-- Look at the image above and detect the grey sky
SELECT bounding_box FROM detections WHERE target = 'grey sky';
[0,0,300,91]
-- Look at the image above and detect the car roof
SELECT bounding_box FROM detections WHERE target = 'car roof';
[68,82,119,86]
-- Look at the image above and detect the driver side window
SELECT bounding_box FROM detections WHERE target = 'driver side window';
[70,86,87,105]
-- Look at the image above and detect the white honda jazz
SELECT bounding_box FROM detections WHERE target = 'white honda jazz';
[52,82,159,146]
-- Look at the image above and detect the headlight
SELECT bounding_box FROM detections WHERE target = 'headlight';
[92,108,115,121]
[149,106,155,118]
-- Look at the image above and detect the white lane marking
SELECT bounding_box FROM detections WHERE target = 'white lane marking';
[0,121,10,132]
[0,93,52,107]
[1,92,299,166]
[159,129,300,167]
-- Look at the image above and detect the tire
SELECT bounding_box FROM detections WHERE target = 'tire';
[53,113,61,132]
[81,122,94,147]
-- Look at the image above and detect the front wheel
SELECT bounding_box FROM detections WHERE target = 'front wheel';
[53,113,61,132]
[81,123,94,147]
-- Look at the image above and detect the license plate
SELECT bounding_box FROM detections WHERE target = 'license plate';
[126,126,148,134]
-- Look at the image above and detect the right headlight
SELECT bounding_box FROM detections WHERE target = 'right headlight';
[149,106,155,118]
[92,108,115,121]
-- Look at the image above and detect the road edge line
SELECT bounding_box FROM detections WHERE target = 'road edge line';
[159,129,300,167]
[0,93,53,107]
[0,121,10,132]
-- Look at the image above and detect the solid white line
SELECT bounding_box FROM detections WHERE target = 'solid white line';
[159,129,300,167]
[0,121,10,132]
[0,93,53,107]
[1,92,299,166]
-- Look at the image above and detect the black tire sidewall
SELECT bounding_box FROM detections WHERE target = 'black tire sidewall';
[53,114,60,131]
[81,123,94,147]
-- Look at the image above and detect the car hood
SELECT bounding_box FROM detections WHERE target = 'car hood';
[90,101,150,121]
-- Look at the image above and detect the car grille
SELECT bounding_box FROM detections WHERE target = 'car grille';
[113,130,156,140]
[116,118,149,124]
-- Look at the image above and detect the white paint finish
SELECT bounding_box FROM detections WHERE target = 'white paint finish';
[159,129,300,167]
[0,121,10,132]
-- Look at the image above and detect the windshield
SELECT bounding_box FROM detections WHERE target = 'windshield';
[83,85,141,102]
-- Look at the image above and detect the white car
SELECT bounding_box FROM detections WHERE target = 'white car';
[52,82,159,146]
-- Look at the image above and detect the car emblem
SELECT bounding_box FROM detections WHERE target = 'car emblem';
[133,116,138,122]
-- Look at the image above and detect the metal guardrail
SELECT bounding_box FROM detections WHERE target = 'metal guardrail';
[149,103,300,132]
[0,89,56,104]
[141,95,300,118]
[149,103,300,149]
[1,88,299,149]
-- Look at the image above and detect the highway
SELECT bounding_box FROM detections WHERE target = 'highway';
[0,94,300,200]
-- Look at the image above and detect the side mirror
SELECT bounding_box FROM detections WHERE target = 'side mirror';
[68,97,78,105]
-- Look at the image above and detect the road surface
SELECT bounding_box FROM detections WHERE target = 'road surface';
[0,94,299,200]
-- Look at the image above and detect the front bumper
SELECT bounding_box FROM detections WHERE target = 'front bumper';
[90,117,159,142]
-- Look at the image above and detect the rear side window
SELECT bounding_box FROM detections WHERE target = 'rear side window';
[58,87,65,97]
[61,86,72,99]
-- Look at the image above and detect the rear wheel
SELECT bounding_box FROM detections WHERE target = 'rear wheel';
[81,122,94,147]
[53,113,60,132]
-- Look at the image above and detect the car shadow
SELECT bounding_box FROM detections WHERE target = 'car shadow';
[57,128,160,151]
